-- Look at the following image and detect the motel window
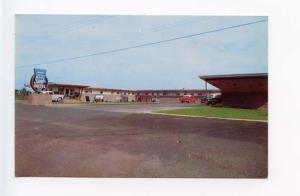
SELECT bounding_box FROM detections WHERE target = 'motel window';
[176,93,180,96]
[198,93,202,96]
[163,92,167,96]
[145,93,149,95]
[184,93,187,95]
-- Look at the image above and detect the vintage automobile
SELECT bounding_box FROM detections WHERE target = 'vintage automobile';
[179,95,198,103]
[94,94,104,102]
[41,91,64,102]
[206,93,222,105]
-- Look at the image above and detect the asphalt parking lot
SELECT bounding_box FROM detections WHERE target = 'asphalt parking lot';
[15,102,267,178]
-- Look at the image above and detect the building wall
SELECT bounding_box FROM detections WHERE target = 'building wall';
[221,92,268,109]
[159,97,181,103]
[222,92,268,109]
[80,93,136,102]
[103,94,122,102]
[48,85,83,98]
[127,94,136,102]
[80,93,94,102]
[203,75,268,109]
[27,94,52,105]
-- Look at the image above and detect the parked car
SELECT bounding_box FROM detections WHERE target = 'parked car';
[120,94,129,102]
[151,97,160,103]
[41,91,64,102]
[94,94,104,102]
[206,93,221,105]
[179,95,198,103]
[200,96,208,103]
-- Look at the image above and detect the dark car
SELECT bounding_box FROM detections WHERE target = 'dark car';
[200,97,208,103]
[206,93,221,105]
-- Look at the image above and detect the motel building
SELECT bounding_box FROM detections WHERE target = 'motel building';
[135,89,219,103]
[43,73,267,108]
[199,73,268,109]
[46,82,219,103]
[47,82,89,99]
[81,87,136,102]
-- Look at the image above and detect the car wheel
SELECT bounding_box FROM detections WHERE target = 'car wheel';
[57,97,63,103]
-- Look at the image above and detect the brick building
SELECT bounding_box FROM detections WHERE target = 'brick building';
[47,83,89,99]
[199,73,268,109]
[135,89,219,103]
[47,82,219,103]
[81,87,136,102]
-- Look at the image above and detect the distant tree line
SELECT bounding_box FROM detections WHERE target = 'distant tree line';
[15,88,31,100]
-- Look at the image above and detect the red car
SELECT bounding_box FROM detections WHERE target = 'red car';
[179,95,198,103]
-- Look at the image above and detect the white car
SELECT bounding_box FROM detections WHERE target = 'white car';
[41,91,64,102]
[94,94,104,102]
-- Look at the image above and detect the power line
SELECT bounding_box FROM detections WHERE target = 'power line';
[75,17,215,53]
[16,19,267,68]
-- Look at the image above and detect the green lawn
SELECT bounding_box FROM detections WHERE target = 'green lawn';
[155,106,268,121]
[15,94,25,100]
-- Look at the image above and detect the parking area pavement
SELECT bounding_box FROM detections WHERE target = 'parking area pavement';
[15,102,267,178]
[47,102,198,113]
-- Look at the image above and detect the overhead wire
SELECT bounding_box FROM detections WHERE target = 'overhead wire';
[16,19,267,68]
[74,17,214,53]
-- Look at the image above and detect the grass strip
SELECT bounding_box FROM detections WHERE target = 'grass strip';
[156,106,268,121]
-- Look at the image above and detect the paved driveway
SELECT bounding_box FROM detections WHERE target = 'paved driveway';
[15,102,267,178]
[47,102,198,113]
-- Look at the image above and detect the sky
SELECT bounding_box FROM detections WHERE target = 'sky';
[15,15,268,90]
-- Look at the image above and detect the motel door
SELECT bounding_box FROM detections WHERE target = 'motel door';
[65,89,69,96]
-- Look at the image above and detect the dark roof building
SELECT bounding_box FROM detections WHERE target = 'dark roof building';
[199,73,268,109]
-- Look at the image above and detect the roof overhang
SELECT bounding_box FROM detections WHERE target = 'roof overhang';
[199,73,268,80]
[48,82,90,88]
[199,73,268,93]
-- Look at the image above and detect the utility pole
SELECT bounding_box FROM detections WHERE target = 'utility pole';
[205,80,208,98]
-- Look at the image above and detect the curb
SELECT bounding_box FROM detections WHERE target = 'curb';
[148,112,268,123]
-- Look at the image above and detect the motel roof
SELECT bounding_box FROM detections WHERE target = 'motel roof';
[199,73,268,80]
[47,83,219,93]
[48,82,90,88]
[199,73,268,93]
[86,87,135,92]
[135,89,219,93]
